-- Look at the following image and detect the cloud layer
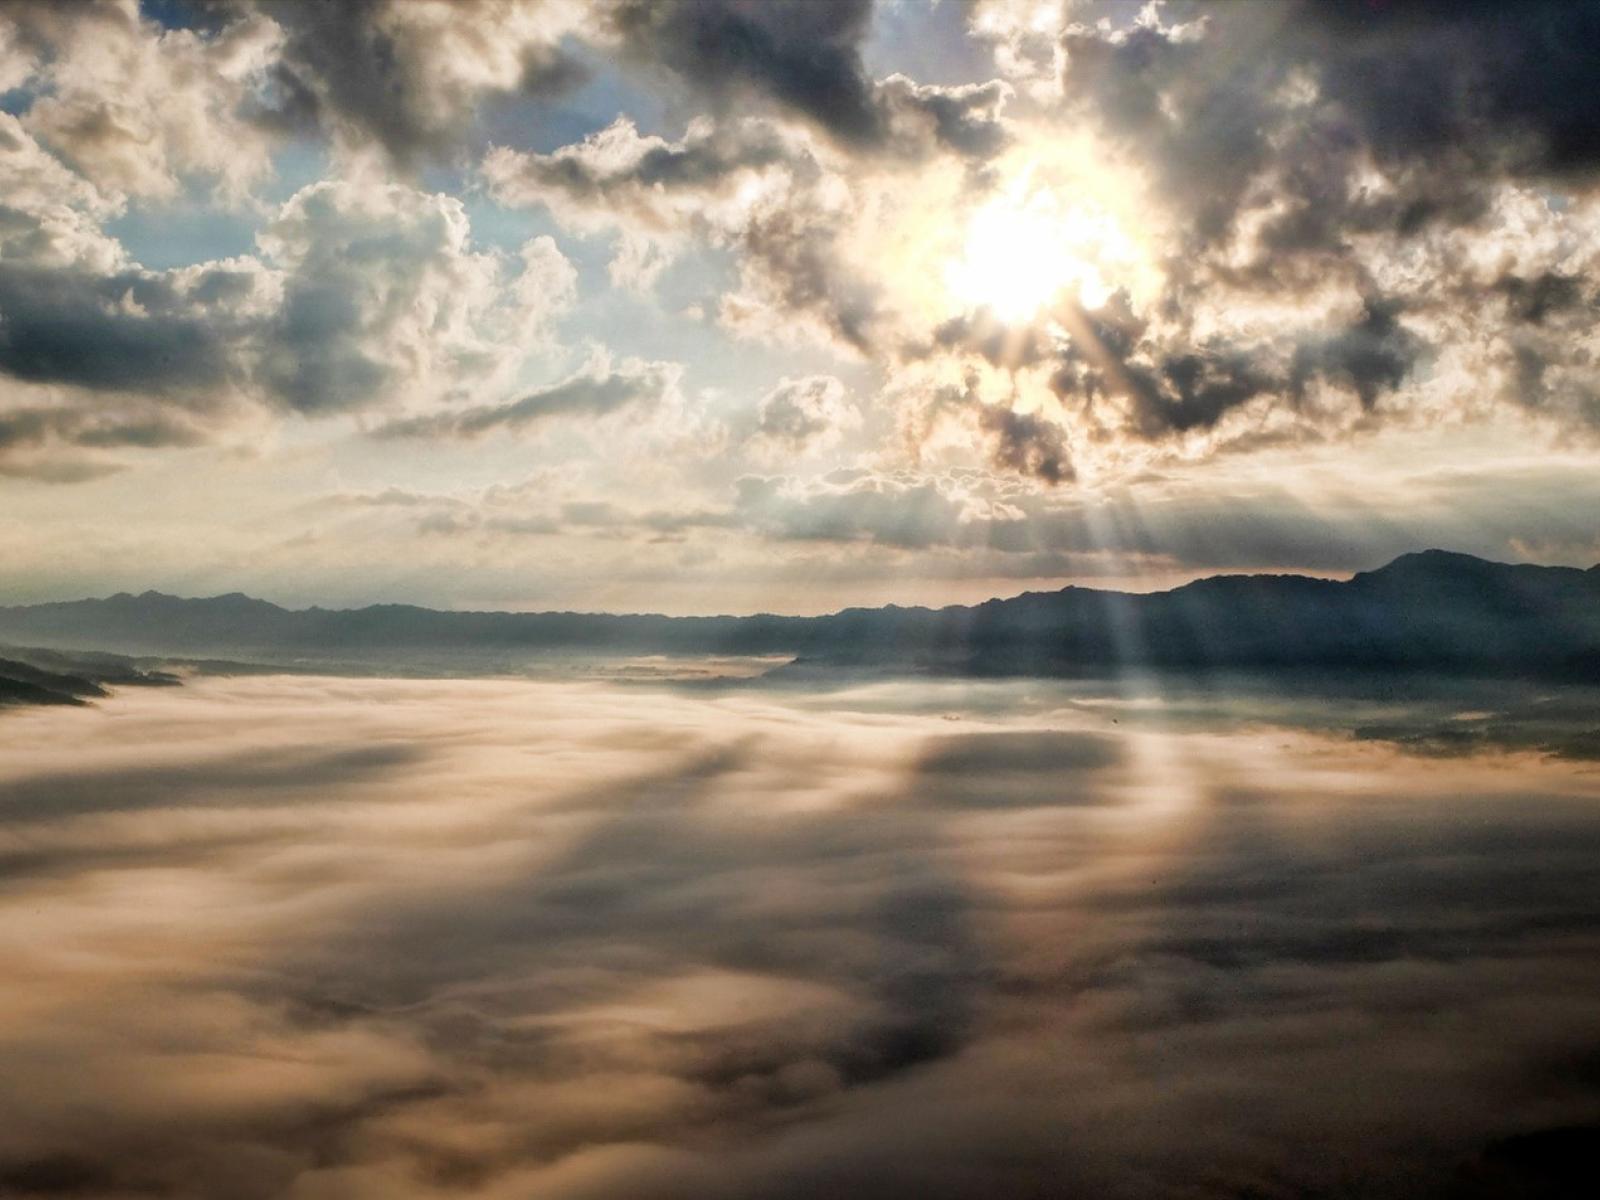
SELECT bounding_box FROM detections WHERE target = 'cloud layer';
[2,674,1599,1197]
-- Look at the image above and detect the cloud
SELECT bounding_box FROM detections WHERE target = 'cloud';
[374,355,681,440]
[5,0,282,202]
[900,0,1600,465]
[874,74,1012,161]
[606,0,882,146]
[0,146,577,474]
[3,673,1600,1197]
[733,470,1008,549]
[1289,298,1420,412]
[247,0,590,167]
[976,402,1073,484]
[606,0,1011,161]
[0,111,125,272]
[750,375,859,454]
[3,0,1600,566]
[255,181,573,414]
[485,115,891,353]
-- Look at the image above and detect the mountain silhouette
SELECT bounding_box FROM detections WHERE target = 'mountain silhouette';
[1,551,1596,681]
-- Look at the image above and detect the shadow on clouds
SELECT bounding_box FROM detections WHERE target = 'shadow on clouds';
[0,675,1597,1198]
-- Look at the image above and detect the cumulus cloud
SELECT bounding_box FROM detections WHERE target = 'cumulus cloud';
[0,126,577,475]
[485,114,892,353]
[603,0,1010,161]
[6,0,1600,608]
[5,0,282,202]
[249,0,590,167]
[255,181,574,414]
[0,115,278,473]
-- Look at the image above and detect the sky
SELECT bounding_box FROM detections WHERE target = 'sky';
[1,0,1599,614]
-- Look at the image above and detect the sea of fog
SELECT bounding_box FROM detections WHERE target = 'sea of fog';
[2,672,1599,1199]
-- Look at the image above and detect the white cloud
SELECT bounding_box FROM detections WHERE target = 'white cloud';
[13,0,282,202]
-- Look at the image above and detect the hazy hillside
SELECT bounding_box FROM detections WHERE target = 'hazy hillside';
[0,646,181,709]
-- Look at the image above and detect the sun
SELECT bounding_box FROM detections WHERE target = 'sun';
[944,167,1133,323]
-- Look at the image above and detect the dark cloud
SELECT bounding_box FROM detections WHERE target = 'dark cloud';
[0,163,574,474]
[1494,271,1589,326]
[0,405,209,452]
[0,264,235,394]
[608,0,883,146]
[1290,298,1420,411]
[874,74,1012,160]
[1296,0,1600,181]
[977,402,1073,484]
[1062,1,1600,245]
[244,0,589,166]
[1038,292,1419,441]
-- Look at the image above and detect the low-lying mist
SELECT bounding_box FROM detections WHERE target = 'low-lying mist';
[2,674,1598,1199]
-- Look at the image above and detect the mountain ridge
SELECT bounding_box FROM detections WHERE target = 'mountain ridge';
[2,551,1597,681]
[41,549,1600,621]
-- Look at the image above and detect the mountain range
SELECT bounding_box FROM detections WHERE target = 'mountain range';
[1,551,1597,683]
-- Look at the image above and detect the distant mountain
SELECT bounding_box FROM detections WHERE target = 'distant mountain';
[1,551,1597,681]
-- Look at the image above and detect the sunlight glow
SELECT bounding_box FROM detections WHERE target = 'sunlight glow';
[944,167,1136,322]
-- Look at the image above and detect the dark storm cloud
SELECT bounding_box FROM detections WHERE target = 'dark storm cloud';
[4,676,1600,1198]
